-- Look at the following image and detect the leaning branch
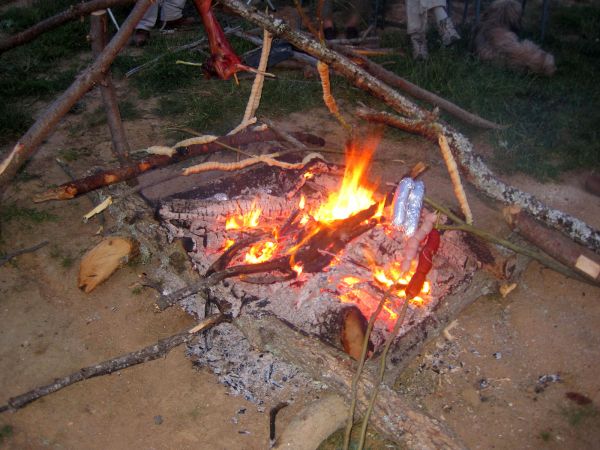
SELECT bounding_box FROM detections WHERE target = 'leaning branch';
[0,0,153,190]
[0,313,226,413]
[330,44,504,130]
[220,0,426,120]
[357,107,600,254]
[0,0,134,54]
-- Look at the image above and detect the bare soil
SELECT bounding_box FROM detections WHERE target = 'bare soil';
[1,75,600,450]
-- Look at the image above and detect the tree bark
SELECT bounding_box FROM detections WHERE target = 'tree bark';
[0,313,226,413]
[0,0,152,191]
[220,0,426,121]
[90,10,131,165]
[356,107,600,255]
[331,44,504,130]
[0,0,134,55]
[32,130,324,202]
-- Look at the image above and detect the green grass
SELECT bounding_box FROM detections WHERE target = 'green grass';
[0,203,57,224]
[0,425,13,445]
[0,0,91,145]
[1,2,598,179]
[560,403,599,427]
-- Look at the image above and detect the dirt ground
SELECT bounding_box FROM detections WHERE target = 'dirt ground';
[1,63,600,450]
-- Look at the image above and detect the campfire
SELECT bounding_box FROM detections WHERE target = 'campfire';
[160,133,477,364]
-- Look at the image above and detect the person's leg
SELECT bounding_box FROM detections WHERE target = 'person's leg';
[136,1,159,31]
[322,0,337,39]
[345,0,371,38]
[134,1,159,46]
[429,1,460,46]
[160,0,187,22]
[406,0,428,59]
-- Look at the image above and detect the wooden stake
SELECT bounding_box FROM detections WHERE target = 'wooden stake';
[90,10,131,165]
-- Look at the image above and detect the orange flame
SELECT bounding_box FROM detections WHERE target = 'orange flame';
[312,134,380,223]
[292,262,303,277]
[245,240,277,264]
[298,194,306,210]
[225,204,261,230]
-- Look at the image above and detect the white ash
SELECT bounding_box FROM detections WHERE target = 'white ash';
[186,321,321,405]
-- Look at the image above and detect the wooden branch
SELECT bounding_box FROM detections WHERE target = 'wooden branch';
[356,107,600,255]
[33,130,325,202]
[0,313,226,413]
[90,10,131,165]
[0,0,134,55]
[0,240,49,267]
[0,0,153,190]
[234,312,466,450]
[504,207,600,280]
[220,0,426,121]
[331,44,504,130]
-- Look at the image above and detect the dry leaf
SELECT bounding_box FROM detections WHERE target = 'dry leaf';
[78,237,137,293]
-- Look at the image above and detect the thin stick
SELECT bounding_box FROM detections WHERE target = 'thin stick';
[343,286,393,450]
[0,313,226,413]
[437,133,472,224]
[357,298,410,449]
[0,241,49,267]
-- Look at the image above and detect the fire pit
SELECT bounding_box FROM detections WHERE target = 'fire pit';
[157,134,481,404]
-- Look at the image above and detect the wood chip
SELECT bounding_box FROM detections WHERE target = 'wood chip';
[78,237,137,293]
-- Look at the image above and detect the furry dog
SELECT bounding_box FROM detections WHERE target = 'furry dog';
[474,0,556,75]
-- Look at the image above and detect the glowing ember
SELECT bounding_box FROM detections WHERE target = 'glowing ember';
[292,263,303,277]
[222,238,235,251]
[312,134,380,223]
[245,241,278,264]
[225,205,261,230]
[298,194,306,210]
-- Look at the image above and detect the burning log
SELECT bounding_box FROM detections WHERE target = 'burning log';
[33,129,324,202]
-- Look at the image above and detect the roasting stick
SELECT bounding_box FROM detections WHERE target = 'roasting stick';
[0,313,226,413]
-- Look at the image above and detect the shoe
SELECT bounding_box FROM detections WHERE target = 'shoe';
[436,17,460,47]
[161,16,196,31]
[345,26,359,40]
[324,26,337,40]
[585,174,600,197]
[410,33,428,60]
[133,29,150,47]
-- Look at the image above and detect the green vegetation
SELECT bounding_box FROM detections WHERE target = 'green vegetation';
[0,203,57,224]
[1,2,598,179]
[0,425,13,445]
[560,403,599,427]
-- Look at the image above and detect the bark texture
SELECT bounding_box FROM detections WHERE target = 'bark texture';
[90,10,131,164]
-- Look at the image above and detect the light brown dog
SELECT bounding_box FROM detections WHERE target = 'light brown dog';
[474,0,556,75]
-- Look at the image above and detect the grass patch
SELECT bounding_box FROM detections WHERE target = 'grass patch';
[0,425,13,445]
[560,403,599,427]
[0,0,91,144]
[0,203,57,224]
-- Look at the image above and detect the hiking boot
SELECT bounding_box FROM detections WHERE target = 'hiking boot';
[436,17,460,47]
[345,26,359,40]
[324,26,337,40]
[410,33,429,60]
[133,29,150,47]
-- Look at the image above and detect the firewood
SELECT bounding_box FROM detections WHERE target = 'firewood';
[504,207,600,280]
[340,306,369,360]
[0,313,226,413]
[0,0,153,190]
[0,241,49,267]
[32,130,325,202]
[78,236,138,293]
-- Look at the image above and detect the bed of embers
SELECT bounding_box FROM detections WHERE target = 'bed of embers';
[158,133,478,371]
